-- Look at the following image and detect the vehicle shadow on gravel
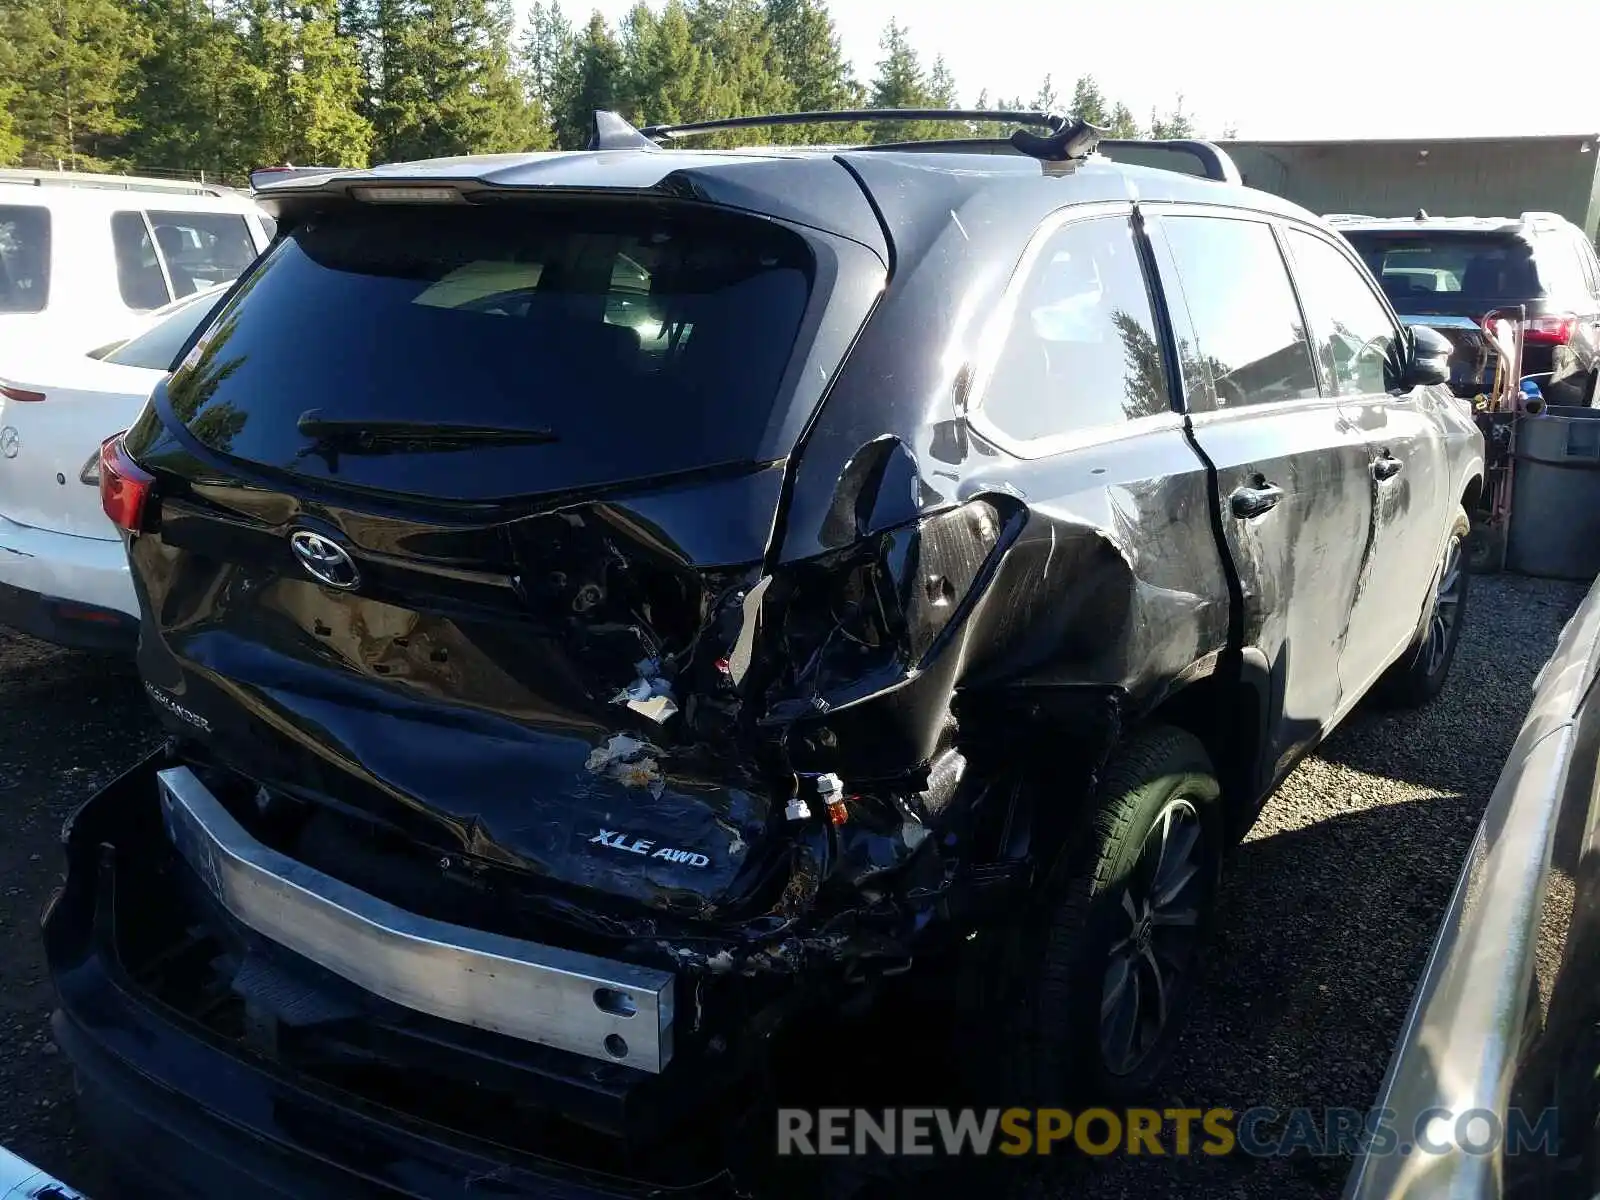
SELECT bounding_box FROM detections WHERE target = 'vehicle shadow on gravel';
[0,633,156,1196]
[1317,573,1589,797]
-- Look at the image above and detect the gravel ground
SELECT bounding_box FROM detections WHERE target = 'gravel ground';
[0,571,1588,1199]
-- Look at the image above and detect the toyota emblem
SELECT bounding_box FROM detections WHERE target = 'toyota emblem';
[289,530,360,589]
[0,427,19,459]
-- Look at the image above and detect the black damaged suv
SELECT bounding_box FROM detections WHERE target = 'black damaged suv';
[48,110,1483,1196]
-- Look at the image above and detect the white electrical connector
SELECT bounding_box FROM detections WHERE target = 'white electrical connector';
[785,796,812,821]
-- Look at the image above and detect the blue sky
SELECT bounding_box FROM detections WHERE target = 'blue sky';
[551,0,1600,140]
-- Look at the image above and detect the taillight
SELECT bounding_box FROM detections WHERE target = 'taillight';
[763,498,1019,717]
[1524,315,1576,345]
[0,383,45,402]
[98,433,155,533]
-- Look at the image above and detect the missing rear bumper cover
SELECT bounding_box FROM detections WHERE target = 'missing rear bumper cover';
[156,765,677,1073]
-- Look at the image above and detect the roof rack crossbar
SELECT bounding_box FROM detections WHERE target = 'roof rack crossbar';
[597,108,1106,165]
[590,110,1241,181]
[637,108,1066,142]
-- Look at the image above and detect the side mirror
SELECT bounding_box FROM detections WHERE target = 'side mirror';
[1404,324,1452,388]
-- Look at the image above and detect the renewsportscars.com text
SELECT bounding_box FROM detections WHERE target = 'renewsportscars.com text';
[776,1106,1561,1158]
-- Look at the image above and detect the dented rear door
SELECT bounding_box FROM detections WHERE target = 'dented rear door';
[123,193,885,920]
[1147,208,1377,791]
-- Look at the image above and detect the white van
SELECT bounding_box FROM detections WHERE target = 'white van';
[0,169,273,357]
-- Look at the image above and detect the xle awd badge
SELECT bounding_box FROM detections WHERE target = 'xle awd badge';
[590,829,710,869]
[289,530,360,589]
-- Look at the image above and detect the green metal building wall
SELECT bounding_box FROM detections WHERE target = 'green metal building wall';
[1215,135,1600,242]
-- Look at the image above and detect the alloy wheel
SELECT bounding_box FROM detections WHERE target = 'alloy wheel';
[1423,533,1465,678]
[1099,797,1207,1076]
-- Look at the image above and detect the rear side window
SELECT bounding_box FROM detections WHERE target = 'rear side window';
[1530,230,1589,300]
[164,203,814,501]
[1560,228,1599,297]
[147,211,258,297]
[1342,231,1541,306]
[978,214,1170,445]
[1158,216,1320,410]
[1285,229,1403,395]
[102,288,225,371]
[112,212,171,311]
[0,205,50,314]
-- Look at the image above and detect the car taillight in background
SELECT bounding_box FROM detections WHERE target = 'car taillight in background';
[1524,315,1577,345]
[0,383,45,402]
[99,433,155,533]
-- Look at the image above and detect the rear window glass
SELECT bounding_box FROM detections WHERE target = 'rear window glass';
[112,211,171,310]
[164,204,814,500]
[1342,231,1541,305]
[102,288,225,371]
[148,210,258,296]
[0,205,50,314]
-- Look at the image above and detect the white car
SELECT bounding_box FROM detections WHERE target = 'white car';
[0,168,272,359]
[0,285,227,650]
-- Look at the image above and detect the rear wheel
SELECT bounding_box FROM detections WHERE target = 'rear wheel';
[1376,507,1471,708]
[984,726,1223,1102]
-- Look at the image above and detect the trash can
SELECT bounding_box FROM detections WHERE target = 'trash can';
[1507,405,1600,580]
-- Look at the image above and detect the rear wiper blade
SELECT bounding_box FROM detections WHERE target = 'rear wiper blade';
[297,411,560,449]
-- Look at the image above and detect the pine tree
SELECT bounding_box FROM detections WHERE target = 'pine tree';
[518,0,574,115]
[686,0,792,145]
[0,85,23,166]
[0,0,151,170]
[764,0,860,142]
[123,0,237,177]
[1032,73,1060,115]
[1070,75,1107,126]
[1150,95,1197,139]
[1108,102,1140,139]
[924,54,967,138]
[230,0,372,168]
[866,18,930,143]
[374,0,542,161]
[549,11,623,149]
[619,1,714,128]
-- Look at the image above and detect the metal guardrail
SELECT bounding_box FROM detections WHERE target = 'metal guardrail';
[1345,575,1600,1199]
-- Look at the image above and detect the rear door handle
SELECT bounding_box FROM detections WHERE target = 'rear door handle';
[1372,453,1403,482]
[1229,481,1286,519]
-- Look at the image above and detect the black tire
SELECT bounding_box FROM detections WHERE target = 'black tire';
[984,725,1223,1104]
[1375,506,1471,708]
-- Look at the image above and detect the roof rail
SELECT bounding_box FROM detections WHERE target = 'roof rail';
[0,166,233,198]
[1095,138,1241,184]
[1520,209,1568,228]
[1322,213,1376,223]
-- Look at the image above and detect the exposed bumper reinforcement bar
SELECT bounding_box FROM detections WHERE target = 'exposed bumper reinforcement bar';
[156,765,676,1073]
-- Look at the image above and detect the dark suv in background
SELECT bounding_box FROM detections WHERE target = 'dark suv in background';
[47,110,1483,1198]
[1332,211,1600,406]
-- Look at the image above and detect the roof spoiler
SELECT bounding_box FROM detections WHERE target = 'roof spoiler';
[588,108,1240,183]
[249,165,343,194]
